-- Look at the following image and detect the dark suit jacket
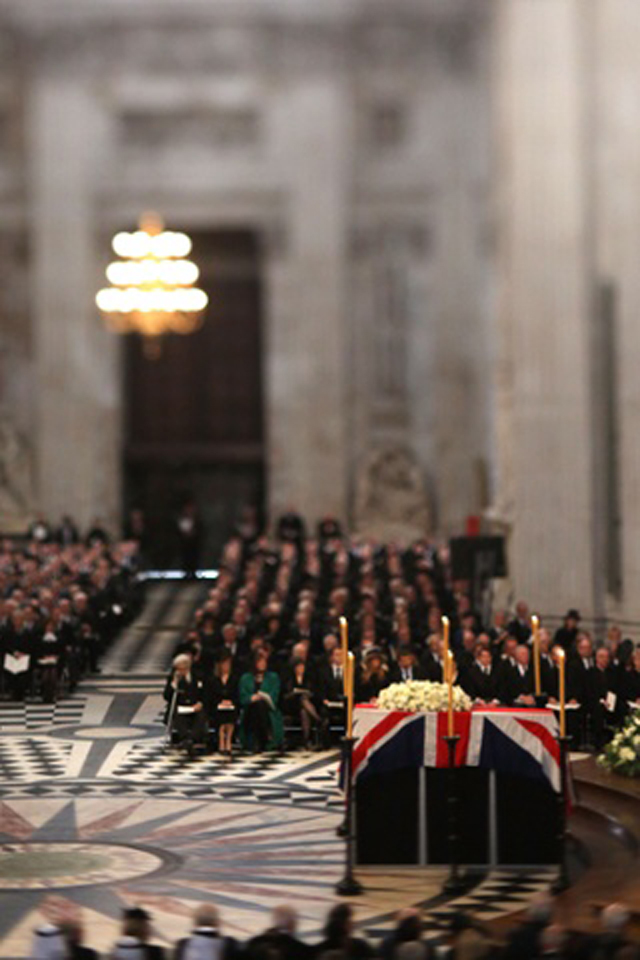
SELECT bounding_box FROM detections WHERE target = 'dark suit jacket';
[175,932,238,960]
[588,666,618,709]
[540,654,558,699]
[317,662,346,703]
[420,651,444,682]
[567,658,593,704]
[388,663,426,683]
[462,663,498,702]
[499,663,535,705]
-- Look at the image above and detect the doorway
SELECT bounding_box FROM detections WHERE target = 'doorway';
[123,228,265,567]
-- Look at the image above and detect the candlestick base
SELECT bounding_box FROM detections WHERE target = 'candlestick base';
[552,734,572,894]
[442,873,469,897]
[336,873,364,896]
[336,734,365,896]
[441,734,464,897]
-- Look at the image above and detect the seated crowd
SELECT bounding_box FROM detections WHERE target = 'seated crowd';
[164,511,637,754]
[32,897,640,959]
[0,519,142,703]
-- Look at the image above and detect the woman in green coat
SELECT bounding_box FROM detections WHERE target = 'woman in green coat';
[239,649,284,751]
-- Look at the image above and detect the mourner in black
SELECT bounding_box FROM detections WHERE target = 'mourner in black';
[163,653,208,754]
[356,648,390,702]
[499,645,535,706]
[175,906,239,960]
[110,908,165,960]
[507,600,532,644]
[282,656,321,748]
[462,647,499,703]
[588,647,619,747]
[389,646,426,684]
[245,906,313,960]
[553,608,581,654]
[207,650,239,755]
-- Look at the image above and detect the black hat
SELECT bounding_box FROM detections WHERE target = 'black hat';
[123,908,150,922]
[363,647,386,662]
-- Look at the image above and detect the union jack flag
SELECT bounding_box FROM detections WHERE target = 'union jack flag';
[351,705,561,792]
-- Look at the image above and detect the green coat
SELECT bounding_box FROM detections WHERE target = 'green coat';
[238,670,284,749]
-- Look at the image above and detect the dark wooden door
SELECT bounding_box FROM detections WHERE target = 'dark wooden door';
[123,228,264,567]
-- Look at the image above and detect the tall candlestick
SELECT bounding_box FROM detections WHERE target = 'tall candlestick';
[557,648,566,738]
[346,651,355,738]
[339,616,349,696]
[442,615,450,684]
[446,649,455,737]
[532,614,541,696]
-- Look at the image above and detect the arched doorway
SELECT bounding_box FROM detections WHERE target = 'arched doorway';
[123,228,265,567]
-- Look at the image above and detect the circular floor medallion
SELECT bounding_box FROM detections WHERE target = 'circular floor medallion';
[0,842,163,890]
[74,727,145,739]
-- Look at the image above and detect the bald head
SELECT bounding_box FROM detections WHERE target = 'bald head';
[194,905,220,929]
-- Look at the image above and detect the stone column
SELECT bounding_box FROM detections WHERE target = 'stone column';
[594,0,640,620]
[264,72,349,527]
[27,72,121,531]
[493,0,595,615]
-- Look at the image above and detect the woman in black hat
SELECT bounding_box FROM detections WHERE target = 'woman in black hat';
[553,610,581,653]
[356,648,390,703]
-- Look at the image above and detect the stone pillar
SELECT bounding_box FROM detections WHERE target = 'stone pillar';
[264,74,349,527]
[493,0,595,615]
[27,74,121,531]
[594,0,640,620]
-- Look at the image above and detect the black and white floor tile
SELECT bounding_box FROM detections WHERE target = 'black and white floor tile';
[0,585,557,957]
[0,694,111,732]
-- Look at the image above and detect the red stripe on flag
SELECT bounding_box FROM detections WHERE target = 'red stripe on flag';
[435,711,472,766]
[516,718,561,766]
[352,710,412,775]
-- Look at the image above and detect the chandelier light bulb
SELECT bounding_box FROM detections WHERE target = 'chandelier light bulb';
[96,213,208,352]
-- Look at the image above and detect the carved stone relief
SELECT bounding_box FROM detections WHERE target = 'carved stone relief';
[118,106,261,153]
[354,444,431,543]
[0,413,35,533]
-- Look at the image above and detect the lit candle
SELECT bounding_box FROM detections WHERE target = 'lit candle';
[447,649,455,737]
[532,614,541,696]
[442,615,450,684]
[346,650,355,738]
[557,648,566,738]
[339,616,349,696]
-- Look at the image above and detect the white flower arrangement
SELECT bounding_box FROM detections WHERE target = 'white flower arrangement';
[378,680,473,714]
[598,710,640,777]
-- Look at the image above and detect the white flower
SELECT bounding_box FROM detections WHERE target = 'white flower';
[378,680,473,713]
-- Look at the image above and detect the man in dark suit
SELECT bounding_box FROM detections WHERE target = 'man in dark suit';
[499,645,535,706]
[317,646,346,743]
[389,646,425,684]
[462,647,499,703]
[507,600,532,644]
[567,634,594,702]
[567,634,595,747]
[538,629,559,699]
[495,634,518,696]
[456,629,478,680]
[175,905,239,960]
[246,905,313,960]
[588,647,618,747]
[421,637,445,681]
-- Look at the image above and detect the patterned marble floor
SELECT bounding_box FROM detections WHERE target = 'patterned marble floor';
[0,598,557,957]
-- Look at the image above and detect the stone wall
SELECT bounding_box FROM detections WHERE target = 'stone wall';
[0,0,495,540]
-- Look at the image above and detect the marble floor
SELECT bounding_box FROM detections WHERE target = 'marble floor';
[0,593,556,957]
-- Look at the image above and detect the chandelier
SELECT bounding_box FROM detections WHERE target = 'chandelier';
[96,213,208,358]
